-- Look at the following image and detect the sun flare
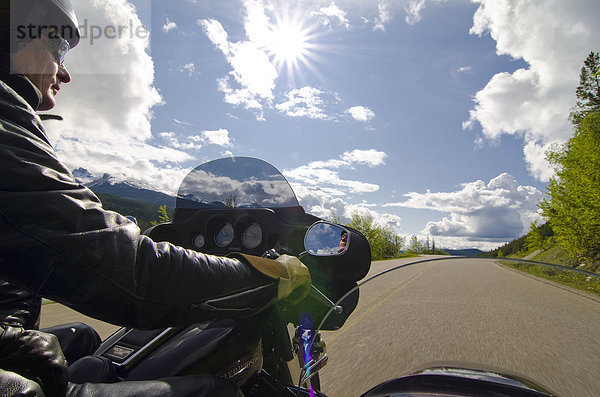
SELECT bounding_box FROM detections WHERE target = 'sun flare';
[265,12,319,79]
[270,22,309,65]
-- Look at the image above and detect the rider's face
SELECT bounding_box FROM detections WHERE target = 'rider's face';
[10,38,72,111]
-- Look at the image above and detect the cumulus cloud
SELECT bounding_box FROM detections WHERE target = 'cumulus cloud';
[44,0,190,193]
[463,0,600,181]
[159,132,203,151]
[341,149,386,167]
[200,16,277,111]
[276,86,335,119]
[202,129,232,147]
[284,149,386,194]
[162,18,177,33]
[386,173,542,243]
[292,184,402,231]
[312,2,350,29]
[347,106,375,122]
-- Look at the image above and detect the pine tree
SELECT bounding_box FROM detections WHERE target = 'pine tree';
[569,51,600,125]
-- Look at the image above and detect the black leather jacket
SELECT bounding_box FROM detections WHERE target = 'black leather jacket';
[0,74,278,330]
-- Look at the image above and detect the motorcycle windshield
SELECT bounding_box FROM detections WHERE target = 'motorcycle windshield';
[175,157,299,209]
[313,256,600,397]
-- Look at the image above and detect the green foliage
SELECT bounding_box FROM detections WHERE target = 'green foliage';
[525,220,550,252]
[480,235,527,258]
[151,205,171,226]
[569,51,600,125]
[96,193,173,233]
[481,222,555,259]
[326,213,342,224]
[541,109,600,271]
[502,260,600,296]
[347,213,404,260]
[406,235,426,254]
[405,235,448,255]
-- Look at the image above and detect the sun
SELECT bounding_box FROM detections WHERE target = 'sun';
[266,12,319,79]
[270,21,309,65]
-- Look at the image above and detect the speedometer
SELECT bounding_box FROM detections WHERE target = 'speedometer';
[242,223,262,250]
[215,223,234,247]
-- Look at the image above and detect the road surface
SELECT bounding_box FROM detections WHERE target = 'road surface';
[318,257,600,397]
[40,256,600,396]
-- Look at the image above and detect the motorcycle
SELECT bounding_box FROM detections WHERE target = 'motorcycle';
[68,156,371,395]
[70,157,600,397]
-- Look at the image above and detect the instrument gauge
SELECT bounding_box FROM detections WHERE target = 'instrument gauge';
[192,234,205,249]
[215,223,234,247]
[242,223,263,250]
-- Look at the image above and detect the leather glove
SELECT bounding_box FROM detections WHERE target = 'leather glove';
[274,255,311,304]
[232,253,312,305]
[0,325,68,397]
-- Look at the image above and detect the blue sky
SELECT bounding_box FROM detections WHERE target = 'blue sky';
[44,0,599,250]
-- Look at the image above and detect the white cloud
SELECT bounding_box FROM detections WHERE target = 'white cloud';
[199,11,278,111]
[276,86,334,119]
[179,63,195,76]
[373,1,392,31]
[202,129,232,147]
[464,0,600,181]
[162,18,177,33]
[402,0,448,25]
[45,0,184,192]
[404,0,426,25]
[159,132,203,151]
[347,106,375,122]
[173,119,193,126]
[341,149,386,167]
[312,2,350,29]
[284,149,386,194]
[386,173,542,243]
[198,18,230,54]
[292,184,402,231]
[457,65,472,73]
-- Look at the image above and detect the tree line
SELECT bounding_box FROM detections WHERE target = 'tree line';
[540,51,600,271]
[481,52,600,272]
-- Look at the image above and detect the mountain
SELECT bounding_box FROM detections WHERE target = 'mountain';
[445,248,484,257]
[75,170,176,208]
[72,167,95,184]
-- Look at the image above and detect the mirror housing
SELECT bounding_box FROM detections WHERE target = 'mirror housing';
[303,221,371,284]
[285,221,371,330]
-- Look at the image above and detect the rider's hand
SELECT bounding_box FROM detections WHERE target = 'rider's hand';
[274,255,311,304]
[0,325,68,397]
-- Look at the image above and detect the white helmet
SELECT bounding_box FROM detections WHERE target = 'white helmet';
[11,0,80,48]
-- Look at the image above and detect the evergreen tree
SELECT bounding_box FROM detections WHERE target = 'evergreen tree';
[569,51,600,125]
[151,205,171,225]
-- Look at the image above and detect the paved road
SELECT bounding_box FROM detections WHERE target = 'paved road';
[41,303,121,340]
[319,257,600,397]
[40,256,600,396]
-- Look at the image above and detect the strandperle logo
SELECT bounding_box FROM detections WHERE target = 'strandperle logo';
[16,18,149,46]
[10,0,152,75]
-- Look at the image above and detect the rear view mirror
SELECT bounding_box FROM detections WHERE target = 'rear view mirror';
[304,221,350,256]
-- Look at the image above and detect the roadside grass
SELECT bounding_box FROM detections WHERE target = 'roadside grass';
[501,260,600,297]
[529,244,580,267]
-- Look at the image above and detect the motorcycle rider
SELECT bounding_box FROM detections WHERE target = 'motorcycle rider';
[0,1,311,396]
